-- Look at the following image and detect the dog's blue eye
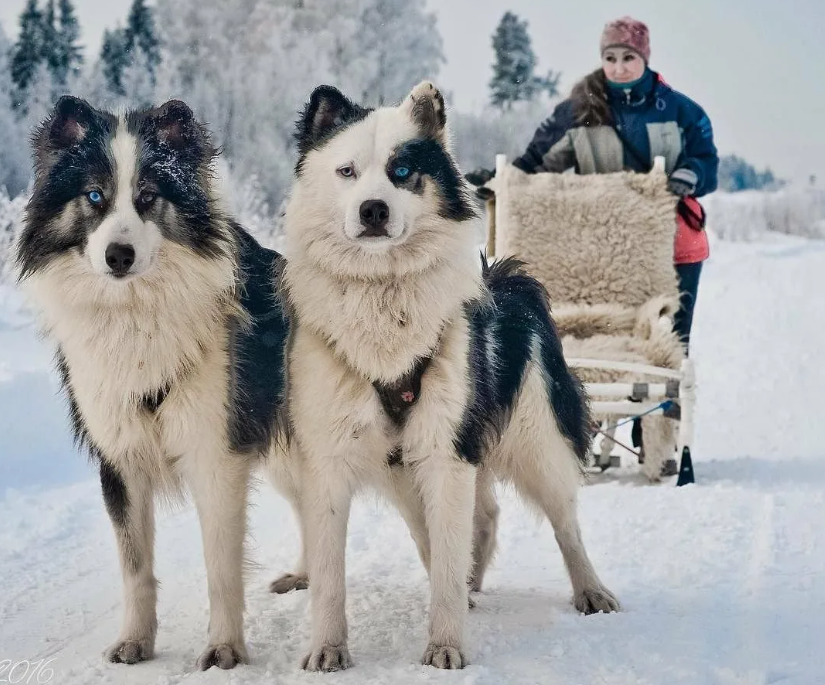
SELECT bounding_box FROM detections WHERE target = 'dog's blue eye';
[394,166,410,179]
[87,190,103,205]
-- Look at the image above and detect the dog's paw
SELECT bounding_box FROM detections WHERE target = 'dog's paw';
[104,638,154,664]
[269,572,309,594]
[422,643,466,670]
[574,585,621,615]
[196,642,249,670]
[301,644,353,672]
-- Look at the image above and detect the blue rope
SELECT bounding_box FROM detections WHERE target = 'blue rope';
[611,400,674,429]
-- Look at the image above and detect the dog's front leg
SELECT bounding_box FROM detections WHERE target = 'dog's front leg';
[411,452,476,669]
[100,460,158,665]
[301,457,354,672]
[184,452,251,670]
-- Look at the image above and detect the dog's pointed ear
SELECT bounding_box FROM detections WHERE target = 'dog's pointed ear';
[296,85,365,156]
[150,99,198,148]
[403,81,446,142]
[46,96,96,148]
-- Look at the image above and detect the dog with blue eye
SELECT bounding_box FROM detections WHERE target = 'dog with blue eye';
[267,81,619,672]
[17,96,290,671]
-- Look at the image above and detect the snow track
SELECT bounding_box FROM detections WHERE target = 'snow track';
[1,237,823,684]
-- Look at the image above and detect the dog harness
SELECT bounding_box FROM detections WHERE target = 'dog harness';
[373,354,433,467]
[373,355,432,427]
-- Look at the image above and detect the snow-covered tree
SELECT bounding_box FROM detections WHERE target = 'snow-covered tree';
[0,25,31,196]
[41,0,59,76]
[356,0,444,106]
[10,0,44,101]
[98,0,160,99]
[124,0,160,83]
[119,45,156,109]
[99,26,129,95]
[54,0,84,85]
[489,12,559,110]
[718,155,785,193]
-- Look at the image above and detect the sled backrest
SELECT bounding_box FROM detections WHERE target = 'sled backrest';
[491,156,680,308]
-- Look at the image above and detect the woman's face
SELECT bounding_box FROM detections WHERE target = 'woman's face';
[602,47,646,83]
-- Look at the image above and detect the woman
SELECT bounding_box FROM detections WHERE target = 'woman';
[495,17,718,467]
[483,16,718,350]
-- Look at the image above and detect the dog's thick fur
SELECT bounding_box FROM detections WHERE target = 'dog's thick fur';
[16,97,289,670]
[270,82,618,672]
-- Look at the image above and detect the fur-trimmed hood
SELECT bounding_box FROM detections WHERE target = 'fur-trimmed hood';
[570,69,613,127]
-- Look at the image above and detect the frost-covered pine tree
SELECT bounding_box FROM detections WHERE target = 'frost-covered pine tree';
[119,45,156,109]
[54,0,84,86]
[0,25,31,196]
[98,0,160,101]
[124,0,161,84]
[41,0,59,76]
[100,26,129,95]
[354,0,445,106]
[10,0,44,103]
[489,12,559,110]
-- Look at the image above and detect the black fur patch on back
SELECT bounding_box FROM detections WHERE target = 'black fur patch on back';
[454,256,591,464]
[387,139,476,222]
[227,225,290,453]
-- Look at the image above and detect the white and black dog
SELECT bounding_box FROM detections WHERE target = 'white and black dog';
[16,97,289,670]
[273,82,619,672]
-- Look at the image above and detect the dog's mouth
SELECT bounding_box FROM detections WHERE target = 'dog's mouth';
[351,224,407,246]
[357,226,389,239]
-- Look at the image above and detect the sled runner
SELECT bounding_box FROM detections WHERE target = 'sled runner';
[485,155,695,485]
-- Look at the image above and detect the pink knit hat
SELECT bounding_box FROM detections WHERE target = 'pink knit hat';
[600,16,650,63]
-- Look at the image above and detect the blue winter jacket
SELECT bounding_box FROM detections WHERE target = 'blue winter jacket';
[513,69,718,197]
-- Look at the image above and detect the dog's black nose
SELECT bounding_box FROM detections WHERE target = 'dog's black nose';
[105,243,135,277]
[359,199,390,236]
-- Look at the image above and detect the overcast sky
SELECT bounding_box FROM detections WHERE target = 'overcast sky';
[2,0,823,184]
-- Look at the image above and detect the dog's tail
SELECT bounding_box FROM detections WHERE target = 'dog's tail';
[481,254,592,464]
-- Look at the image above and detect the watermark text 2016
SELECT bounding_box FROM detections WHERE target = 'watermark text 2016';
[0,659,55,684]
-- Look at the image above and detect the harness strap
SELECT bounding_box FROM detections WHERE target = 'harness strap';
[373,354,433,427]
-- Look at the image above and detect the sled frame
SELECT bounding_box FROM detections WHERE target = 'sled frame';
[489,154,695,484]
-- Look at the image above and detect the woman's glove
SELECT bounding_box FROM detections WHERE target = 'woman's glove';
[667,168,698,197]
[464,168,496,200]
[464,168,495,186]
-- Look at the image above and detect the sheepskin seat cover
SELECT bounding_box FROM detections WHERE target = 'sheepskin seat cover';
[491,166,685,378]
[494,166,679,308]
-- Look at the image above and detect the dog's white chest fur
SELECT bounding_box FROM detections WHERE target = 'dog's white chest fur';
[25,246,237,479]
[284,251,481,383]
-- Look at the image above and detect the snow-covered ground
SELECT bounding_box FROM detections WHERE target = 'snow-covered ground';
[1,235,824,684]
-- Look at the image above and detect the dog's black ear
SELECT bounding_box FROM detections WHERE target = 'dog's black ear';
[46,96,96,148]
[296,85,366,155]
[150,99,199,149]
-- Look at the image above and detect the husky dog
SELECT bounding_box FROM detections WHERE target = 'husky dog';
[273,82,619,672]
[16,96,289,670]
